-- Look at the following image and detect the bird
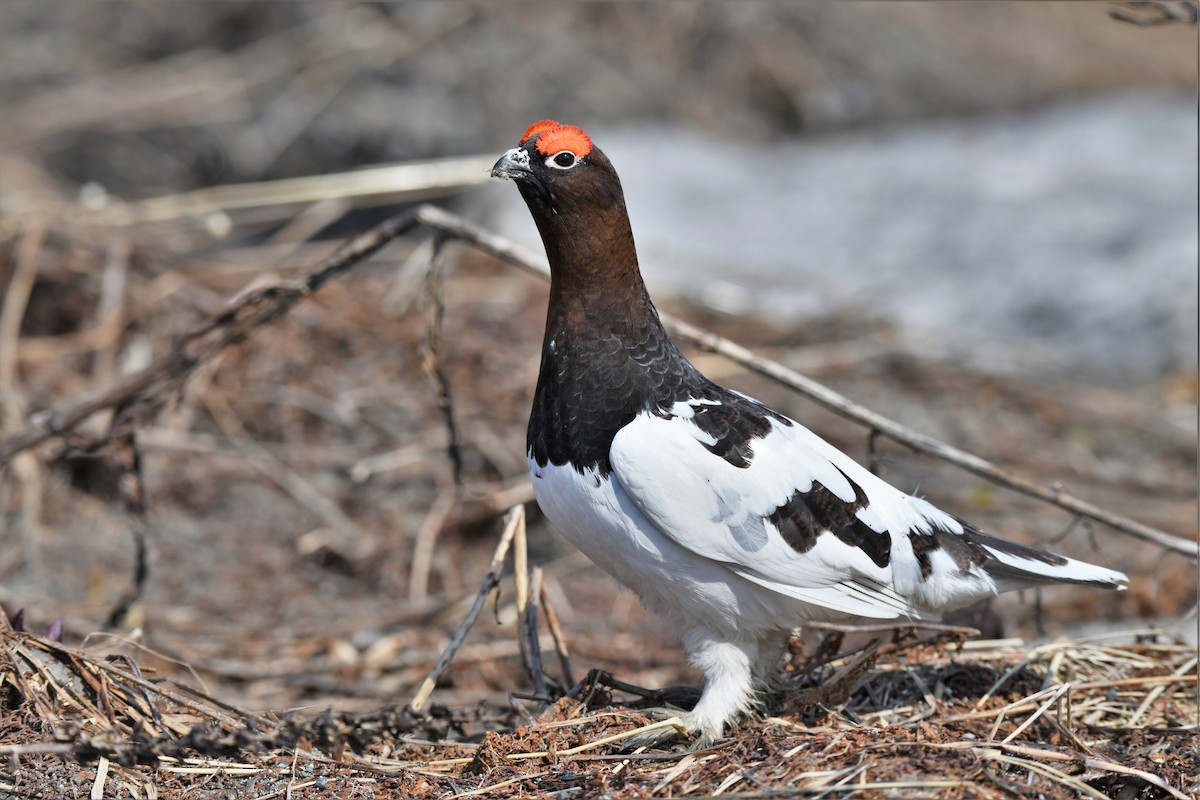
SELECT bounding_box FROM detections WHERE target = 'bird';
[490,120,1128,748]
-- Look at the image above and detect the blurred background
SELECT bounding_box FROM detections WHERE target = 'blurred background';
[0,2,1196,713]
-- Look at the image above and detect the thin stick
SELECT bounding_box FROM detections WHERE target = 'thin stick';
[805,621,980,637]
[540,578,575,689]
[999,682,1071,744]
[412,204,1196,560]
[513,501,529,617]
[408,485,458,601]
[1126,655,1198,727]
[523,566,548,702]
[0,208,422,463]
[976,750,1111,800]
[89,756,109,800]
[104,405,151,629]
[1,205,1191,562]
[105,156,495,224]
[409,504,524,713]
[995,743,1192,800]
[0,222,48,569]
[511,504,534,697]
[501,717,688,761]
[420,231,464,485]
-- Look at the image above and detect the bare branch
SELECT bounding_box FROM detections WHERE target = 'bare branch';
[412,206,1198,560]
[0,209,421,463]
[410,504,524,713]
[1109,1,1199,26]
[1,204,1193,562]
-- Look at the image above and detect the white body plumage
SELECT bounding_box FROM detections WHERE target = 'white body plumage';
[530,402,1126,743]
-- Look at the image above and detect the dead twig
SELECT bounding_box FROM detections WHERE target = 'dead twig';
[102,402,151,630]
[540,577,576,690]
[993,742,1193,800]
[420,230,464,486]
[1109,1,1199,26]
[0,205,1192,563]
[520,566,550,703]
[409,504,524,713]
[0,221,48,572]
[0,209,421,463]
[410,205,1197,560]
[408,485,458,601]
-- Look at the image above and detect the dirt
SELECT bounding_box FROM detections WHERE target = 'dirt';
[1,4,1196,797]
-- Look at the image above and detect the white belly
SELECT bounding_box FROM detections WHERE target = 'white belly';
[529,457,847,635]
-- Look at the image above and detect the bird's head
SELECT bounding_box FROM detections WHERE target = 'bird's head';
[491,120,626,220]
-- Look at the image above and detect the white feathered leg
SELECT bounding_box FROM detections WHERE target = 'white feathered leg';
[680,629,760,747]
[619,628,760,750]
[751,635,788,693]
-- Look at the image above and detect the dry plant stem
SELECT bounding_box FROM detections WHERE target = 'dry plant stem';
[408,485,457,601]
[6,629,245,727]
[0,205,1192,562]
[103,407,151,629]
[805,620,980,637]
[0,208,422,463]
[409,504,524,713]
[991,682,1072,744]
[411,205,1197,560]
[420,230,464,485]
[90,756,110,799]
[977,749,1111,800]
[539,578,576,689]
[991,743,1194,800]
[521,566,549,702]
[514,500,530,616]
[0,222,48,570]
[1127,654,1198,726]
[104,156,495,224]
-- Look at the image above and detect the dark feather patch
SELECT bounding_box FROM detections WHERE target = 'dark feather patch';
[909,520,1068,582]
[768,468,892,569]
[528,304,697,475]
[529,297,786,476]
[681,399,790,469]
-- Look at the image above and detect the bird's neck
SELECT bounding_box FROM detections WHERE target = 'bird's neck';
[524,194,662,341]
[528,210,695,472]
[543,242,664,353]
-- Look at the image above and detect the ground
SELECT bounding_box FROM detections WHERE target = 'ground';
[0,4,1196,797]
[0,224,1195,798]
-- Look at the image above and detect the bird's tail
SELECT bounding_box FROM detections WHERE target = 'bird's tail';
[966,527,1128,592]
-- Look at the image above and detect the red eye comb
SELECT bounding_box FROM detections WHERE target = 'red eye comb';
[532,124,593,158]
[519,120,593,158]
[520,119,562,145]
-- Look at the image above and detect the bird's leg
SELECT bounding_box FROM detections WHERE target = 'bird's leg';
[623,632,759,750]
[750,636,789,713]
[751,636,787,687]
[683,634,760,746]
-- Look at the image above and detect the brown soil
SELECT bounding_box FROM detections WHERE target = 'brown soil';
[1,5,1197,798]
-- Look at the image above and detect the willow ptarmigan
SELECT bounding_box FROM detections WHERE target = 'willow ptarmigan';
[490,120,1127,747]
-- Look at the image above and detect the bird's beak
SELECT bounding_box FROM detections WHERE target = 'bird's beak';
[491,147,533,181]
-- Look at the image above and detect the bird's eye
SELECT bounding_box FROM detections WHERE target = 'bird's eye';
[547,151,578,170]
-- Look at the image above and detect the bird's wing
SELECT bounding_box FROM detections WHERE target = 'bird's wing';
[608,396,970,619]
[610,394,1127,617]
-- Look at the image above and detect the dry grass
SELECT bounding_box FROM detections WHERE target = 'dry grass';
[1,199,1193,798]
[2,592,1196,798]
[0,5,1196,798]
